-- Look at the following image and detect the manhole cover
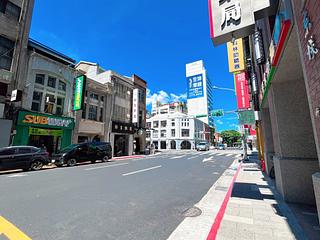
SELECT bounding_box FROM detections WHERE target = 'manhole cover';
[182,206,202,217]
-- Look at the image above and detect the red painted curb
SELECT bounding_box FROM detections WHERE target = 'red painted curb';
[206,163,242,240]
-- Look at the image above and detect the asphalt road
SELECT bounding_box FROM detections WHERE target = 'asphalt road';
[0,150,241,240]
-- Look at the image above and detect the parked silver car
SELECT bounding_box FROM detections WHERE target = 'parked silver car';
[196,142,210,151]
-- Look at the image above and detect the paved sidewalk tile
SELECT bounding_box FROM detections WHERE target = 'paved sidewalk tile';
[216,157,307,240]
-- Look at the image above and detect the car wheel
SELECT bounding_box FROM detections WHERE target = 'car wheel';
[66,158,77,167]
[102,156,109,162]
[30,160,44,171]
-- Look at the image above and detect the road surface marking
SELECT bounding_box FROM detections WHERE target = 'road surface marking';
[216,153,225,156]
[122,165,162,176]
[85,162,129,171]
[203,157,214,163]
[188,156,198,160]
[7,174,27,178]
[213,172,220,175]
[0,216,31,240]
[226,154,234,157]
[170,155,186,159]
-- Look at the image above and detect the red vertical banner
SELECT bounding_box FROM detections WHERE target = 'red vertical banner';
[235,72,250,109]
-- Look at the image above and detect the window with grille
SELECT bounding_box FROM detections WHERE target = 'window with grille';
[0,35,14,71]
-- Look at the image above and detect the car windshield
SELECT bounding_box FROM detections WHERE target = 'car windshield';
[58,144,80,153]
[198,143,206,146]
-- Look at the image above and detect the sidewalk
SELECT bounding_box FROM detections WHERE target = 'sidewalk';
[216,155,308,240]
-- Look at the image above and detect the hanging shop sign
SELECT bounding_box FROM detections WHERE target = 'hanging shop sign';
[73,75,86,111]
[112,121,135,134]
[187,74,204,99]
[227,38,245,72]
[235,72,250,109]
[253,29,265,64]
[238,110,255,125]
[17,111,74,130]
[132,89,139,123]
[208,0,273,46]
[302,10,318,60]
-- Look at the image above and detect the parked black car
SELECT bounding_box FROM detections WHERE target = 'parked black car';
[0,146,50,172]
[52,142,112,167]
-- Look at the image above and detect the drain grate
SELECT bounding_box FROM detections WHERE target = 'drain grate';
[182,206,202,217]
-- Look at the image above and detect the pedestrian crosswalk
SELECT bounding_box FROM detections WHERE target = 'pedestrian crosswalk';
[160,151,242,159]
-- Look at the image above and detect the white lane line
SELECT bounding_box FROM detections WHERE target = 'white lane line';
[203,157,214,163]
[7,173,28,178]
[226,154,234,157]
[213,172,220,175]
[171,155,186,159]
[188,156,198,160]
[122,165,162,176]
[85,162,129,171]
[216,153,226,156]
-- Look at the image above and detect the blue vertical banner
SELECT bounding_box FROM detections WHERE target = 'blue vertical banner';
[187,74,204,99]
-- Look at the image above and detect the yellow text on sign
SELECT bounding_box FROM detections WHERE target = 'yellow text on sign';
[0,216,32,240]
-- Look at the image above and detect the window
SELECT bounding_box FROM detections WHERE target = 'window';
[161,130,166,138]
[161,120,167,128]
[181,129,190,137]
[82,103,87,119]
[171,129,175,138]
[0,0,7,13]
[17,147,32,154]
[171,119,175,127]
[146,132,151,138]
[58,80,66,91]
[31,91,42,111]
[56,97,64,115]
[47,76,56,88]
[0,82,8,96]
[0,148,15,155]
[5,1,21,21]
[90,93,99,101]
[146,122,151,128]
[100,96,104,102]
[153,121,159,128]
[44,94,55,114]
[35,74,45,85]
[0,35,14,71]
[99,108,103,122]
[153,130,158,138]
[88,105,98,121]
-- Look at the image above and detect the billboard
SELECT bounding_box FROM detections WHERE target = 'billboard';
[227,38,245,72]
[235,72,250,109]
[208,0,272,46]
[132,89,139,123]
[73,75,86,111]
[187,74,204,99]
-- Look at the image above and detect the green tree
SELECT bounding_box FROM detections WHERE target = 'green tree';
[220,130,241,147]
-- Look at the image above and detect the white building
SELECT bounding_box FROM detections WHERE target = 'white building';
[151,101,187,116]
[146,112,210,150]
[186,60,214,127]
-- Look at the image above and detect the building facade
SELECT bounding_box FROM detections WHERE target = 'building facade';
[72,74,112,144]
[151,101,187,116]
[13,39,76,154]
[186,60,214,128]
[132,74,147,154]
[0,0,34,147]
[210,0,320,223]
[146,112,210,150]
[76,62,145,156]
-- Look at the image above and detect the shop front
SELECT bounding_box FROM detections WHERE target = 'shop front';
[110,121,135,157]
[13,111,75,154]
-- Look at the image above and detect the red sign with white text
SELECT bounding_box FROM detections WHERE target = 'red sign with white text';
[235,72,250,109]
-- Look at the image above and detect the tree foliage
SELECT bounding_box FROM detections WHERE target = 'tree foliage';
[220,130,241,146]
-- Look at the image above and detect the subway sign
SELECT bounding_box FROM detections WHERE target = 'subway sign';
[73,75,86,111]
[17,111,74,130]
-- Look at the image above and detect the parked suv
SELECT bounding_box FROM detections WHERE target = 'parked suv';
[0,146,50,172]
[52,142,112,167]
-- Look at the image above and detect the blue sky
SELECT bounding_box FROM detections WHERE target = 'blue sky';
[30,0,238,132]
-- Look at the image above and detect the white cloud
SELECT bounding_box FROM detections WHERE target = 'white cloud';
[216,119,223,125]
[146,89,187,106]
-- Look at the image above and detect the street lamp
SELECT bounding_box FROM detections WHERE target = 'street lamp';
[212,86,236,93]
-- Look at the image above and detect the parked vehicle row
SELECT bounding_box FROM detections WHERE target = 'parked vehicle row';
[0,142,113,172]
